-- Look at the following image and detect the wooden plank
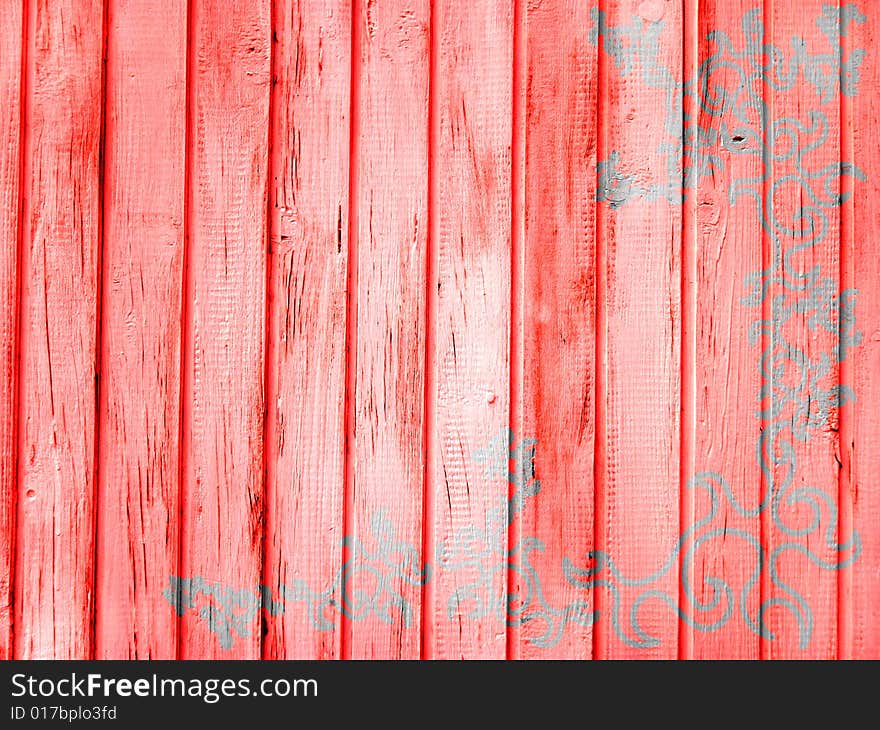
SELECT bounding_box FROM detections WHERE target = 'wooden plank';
[593,0,682,659]
[94,0,187,659]
[426,0,513,659]
[764,0,847,658]
[262,0,351,660]
[0,0,24,661]
[177,0,271,659]
[343,0,430,659]
[514,0,597,659]
[850,1,880,660]
[679,0,698,662]
[13,0,104,659]
[688,0,764,660]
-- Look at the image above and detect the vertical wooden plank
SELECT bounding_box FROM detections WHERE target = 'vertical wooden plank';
[507,0,525,661]
[765,0,846,658]
[851,1,880,660]
[13,0,105,659]
[344,0,430,659]
[758,0,774,661]
[178,0,271,659]
[838,0,854,661]
[677,0,699,659]
[427,0,513,659]
[514,0,597,659]
[688,0,764,660]
[678,0,698,662]
[593,0,682,658]
[94,0,187,659]
[262,0,351,661]
[0,0,24,661]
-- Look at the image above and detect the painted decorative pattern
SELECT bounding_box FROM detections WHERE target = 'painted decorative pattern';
[164,4,865,652]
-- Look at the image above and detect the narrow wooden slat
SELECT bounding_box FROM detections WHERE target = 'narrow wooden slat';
[689,0,764,660]
[94,0,187,660]
[13,0,105,659]
[515,0,597,659]
[507,0,525,660]
[758,0,774,661]
[427,0,513,659]
[837,0,855,660]
[262,0,351,661]
[344,0,430,659]
[178,0,271,659]
[679,0,698,662]
[765,0,844,658]
[0,0,24,661]
[851,2,880,660]
[594,0,682,658]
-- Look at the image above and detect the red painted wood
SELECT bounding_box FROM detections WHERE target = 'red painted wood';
[689,0,763,660]
[13,0,105,659]
[426,0,513,659]
[594,0,683,659]
[262,0,351,661]
[344,0,430,660]
[679,0,698,662]
[95,0,187,660]
[838,0,855,660]
[0,0,877,661]
[178,0,271,659]
[766,0,840,659]
[851,4,880,661]
[515,0,597,659]
[0,0,24,661]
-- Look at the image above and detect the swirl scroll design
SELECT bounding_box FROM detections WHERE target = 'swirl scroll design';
[569,3,864,648]
[165,5,866,652]
[164,509,429,650]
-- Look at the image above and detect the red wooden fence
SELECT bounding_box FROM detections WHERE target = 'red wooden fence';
[0,0,877,660]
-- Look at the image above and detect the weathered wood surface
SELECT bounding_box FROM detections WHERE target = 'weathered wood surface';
[177,0,271,660]
[344,0,430,660]
[425,0,513,660]
[96,0,187,660]
[594,0,683,659]
[262,0,351,661]
[0,0,24,661]
[516,0,597,659]
[1,0,877,659]
[689,0,764,661]
[851,2,880,661]
[14,0,104,659]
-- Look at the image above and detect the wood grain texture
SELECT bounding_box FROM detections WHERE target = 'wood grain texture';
[344,0,430,659]
[0,0,24,661]
[851,3,880,660]
[178,0,271,660]
[13,0,104,660]
[766,0,840,658]
[95,0,187,660]
[0,0,877,661]
[262,0,351,661]
[690,0,763,660]
[426,0,513,659]
[594,0,682,659]
[515,0,597,659]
